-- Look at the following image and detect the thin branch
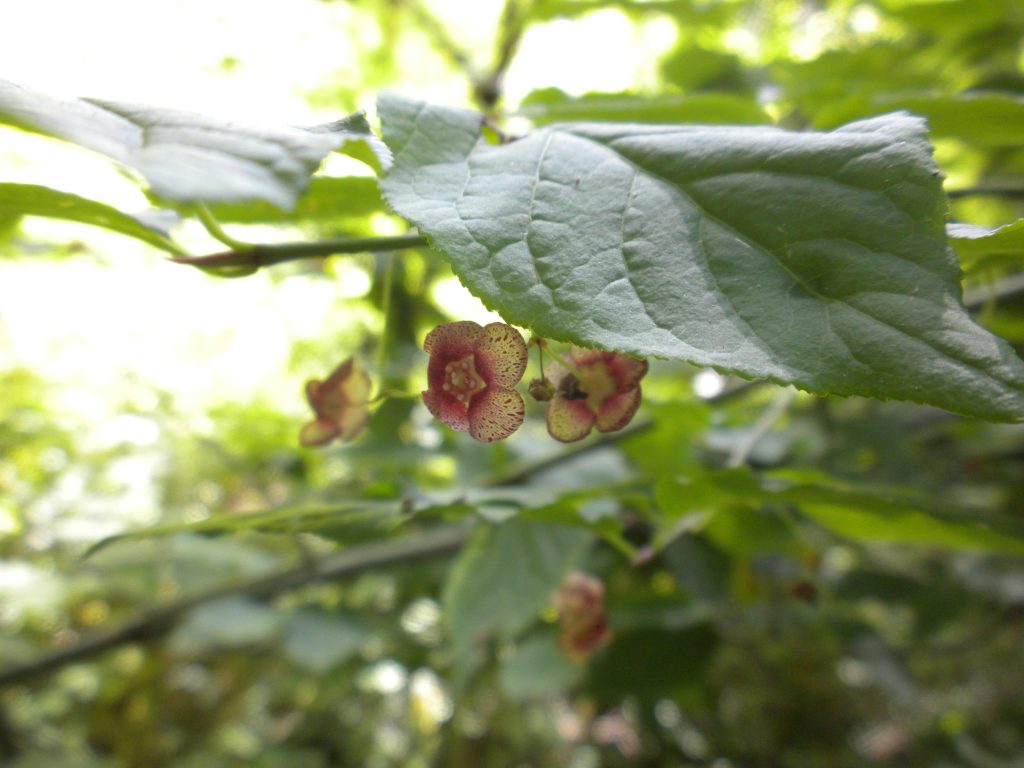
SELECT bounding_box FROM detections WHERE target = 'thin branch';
[171,233,429,271]
[0,527,467,688]
[405,0,476,76]
[726,387,797,469]
[475,0,529,109]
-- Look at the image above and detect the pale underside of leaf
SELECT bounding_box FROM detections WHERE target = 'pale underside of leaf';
[378,93,1024,422]
[0,79,391,209]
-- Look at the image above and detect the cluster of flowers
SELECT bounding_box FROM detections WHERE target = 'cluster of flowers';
[301,321,648,446]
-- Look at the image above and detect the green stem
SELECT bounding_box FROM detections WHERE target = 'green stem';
[195,205,255,252]
[368,390,419,404]
[172,233,429,271]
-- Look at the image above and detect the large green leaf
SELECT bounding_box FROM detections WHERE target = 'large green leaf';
[0,79,391,209]
[379,94,1024,421]
[0,183,184,254]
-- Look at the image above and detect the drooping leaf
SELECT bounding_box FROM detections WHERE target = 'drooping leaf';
[442,518,592,653]
[948,220,1024,272]
[0,183,184,254]
[0,79,391,209]
[379,93,1024,421]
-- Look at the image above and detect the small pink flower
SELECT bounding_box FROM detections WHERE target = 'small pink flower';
[422,321,528,442]
[300,357,372,446]
[546,348,648,443]
[554,571,612,662]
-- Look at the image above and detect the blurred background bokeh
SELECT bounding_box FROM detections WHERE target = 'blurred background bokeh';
[2,1,1024,766]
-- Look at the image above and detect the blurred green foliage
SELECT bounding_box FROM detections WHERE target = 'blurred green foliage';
[2,1,1024,767]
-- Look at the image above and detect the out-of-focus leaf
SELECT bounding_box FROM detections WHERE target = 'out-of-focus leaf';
[655,470,1024,554]
[379,93,1024,422]
[834,570,971,636]
[793,493,1024,553]
[281,609,368,673]
[204,176,385,224]
[622,402,709,477]
[499,630,583,700]
[704,505,800,556]
[526,0,737,25]
[817,92,1024,148]
[168,596,281,653]
[587,625,717,704]
[948,220,1024,272]
[442,518,593,652]
[0,183,184,254]
[661,535,732,601]
[767,474,1024,553]
[518,88,769,125]
[0,79,391,209]
[660,46,751,93]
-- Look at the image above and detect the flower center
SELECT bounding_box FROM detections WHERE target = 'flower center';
[574,361,616,412]
[442,354,487,404]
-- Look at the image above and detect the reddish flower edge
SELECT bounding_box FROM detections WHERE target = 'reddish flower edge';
[546,395,596,443]
[468,386,525,443]
[422,321,527,442]
[594,386,643,433]
[568,348,648,391]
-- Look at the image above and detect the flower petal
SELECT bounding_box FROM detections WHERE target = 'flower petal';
[606,355,648,391]
[337,406,371,441]
[422,388,470,432]
[423,320,483,357]
[475,322,528,388]
[425,321,484,394]
[546,395,596,443]
[300,419,341,447]
[305,380,323,410]
[595,386,642,433]
[467,385,525,442]
[340,365,372,405]
[320,358,355,392]
[570,348,647,392]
